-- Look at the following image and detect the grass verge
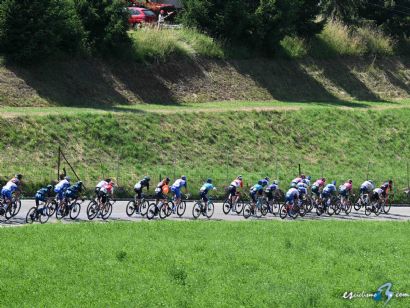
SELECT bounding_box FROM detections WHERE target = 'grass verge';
[0,221,409,307]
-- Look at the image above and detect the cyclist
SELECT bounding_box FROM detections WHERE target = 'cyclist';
[155,177,170,203]
[321,180,337,207]
[312,178,326,197]
[228,176,243,206]
[259,177,270,187]
[250,180,264,206]
[134,176,150,200]
[54,176,71,205]
[200,178,216,209]
[360,180,375,195]
[95,178,111,197]
[339,179,353,208]
[371,180,393,206]
[291,174,306,185]
[64,181,83,201]
[1,176,22,210]
[35,185,53,208]
[98,180,115,206]
[302,175,312,187]
[265,181,279,202]
[285,184,300,212]
[171,176,188,212]
[297,181,308,199]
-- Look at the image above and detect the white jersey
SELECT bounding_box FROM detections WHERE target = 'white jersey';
[373,188,383,195]
[230,179,242,188]
[96,181,107,189]
[361,181,375,191]
[55,179,70,191]
[3,181,17,191]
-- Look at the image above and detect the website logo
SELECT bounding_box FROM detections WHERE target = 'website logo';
[342,282,409,305]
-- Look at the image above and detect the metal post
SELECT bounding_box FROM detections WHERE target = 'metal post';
[298,163,301,176]
[407,161,409,189]
[57,146,61,181]
[116,154,120,187]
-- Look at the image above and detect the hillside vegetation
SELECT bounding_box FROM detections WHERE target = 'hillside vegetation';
[0,105,409,200]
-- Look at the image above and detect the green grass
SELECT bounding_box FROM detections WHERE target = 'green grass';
[129,28,224,62]
[0,105,409,201]
[0,221,409,306]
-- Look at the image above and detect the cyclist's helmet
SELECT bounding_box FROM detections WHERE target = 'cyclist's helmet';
[290,183,297,188]
[47,185,53,190]
[273,180,279,185]
[207,178,212,184]
[165,177,170,183]
[105,178,111,183]
[301,174,306,179]
[307,176,312,180]
[258,180,263,186]
[15,174,23,180]
[65,176,71,181]
[265,176,270,181]
[144,176,150,181]
[181,175,187,180]
[321,178,326,182]
[348,179,353,184]
[237,175,243,180]
[332,180,336,186]
[369,180,375,185]
[77,181,83,186]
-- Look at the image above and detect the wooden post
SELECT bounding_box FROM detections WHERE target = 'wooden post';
[57,146,61,181]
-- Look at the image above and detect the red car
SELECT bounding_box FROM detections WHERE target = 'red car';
[127,7,157,28]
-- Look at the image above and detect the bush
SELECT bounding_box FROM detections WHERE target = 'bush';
[73,0,131,53]
[279,36,308,59]
[0,0,83,63]
[356,26,394,56]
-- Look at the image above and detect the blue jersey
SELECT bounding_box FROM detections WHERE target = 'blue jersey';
[323,184,336,194]
[286,188,299,199]
[250,184,263,194]
[36,187,49,197]
[265,183,278,192]
[200,183,214,194]
[259,179,269,187]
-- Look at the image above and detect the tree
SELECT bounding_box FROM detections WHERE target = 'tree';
[73,0,130,53]
[0,0,83,63]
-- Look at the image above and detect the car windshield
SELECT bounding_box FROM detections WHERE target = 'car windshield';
[128,9,141,16]
[143,10,156,17]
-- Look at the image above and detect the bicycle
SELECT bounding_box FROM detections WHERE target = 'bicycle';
[243,196,267,219]
[280,198,305,219]
[146,197,175,220]
[87,197,116,220]
[43,197,58,217]
[365,198,383,216]
[192,197,215,219]
[56,197,83,220]
[126,193,149,217]
[0,194,22,220]
[315,195,337,216]
[173,194,189,217]
[261,196,281,216]
[354,193,370,211]
[26,205,49,224]
[222,192,245,215]
[334,194,353,215]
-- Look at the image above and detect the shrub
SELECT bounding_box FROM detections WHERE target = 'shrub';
[279,36,308,58]
[73,0,130,53]
[0,0,83,63]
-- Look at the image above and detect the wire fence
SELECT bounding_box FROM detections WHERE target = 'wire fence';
[0,152,409,203]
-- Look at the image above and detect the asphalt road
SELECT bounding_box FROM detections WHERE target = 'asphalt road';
[1,200,410,227]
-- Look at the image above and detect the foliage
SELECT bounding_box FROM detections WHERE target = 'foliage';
[0,0,83,63]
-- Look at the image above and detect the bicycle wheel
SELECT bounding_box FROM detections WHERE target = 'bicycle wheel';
[101,203,112,220]
[47,200,57,217]
[375,203,382,216]
[235,201,244,214]
[26,207,37,224]
[344,201,352,215]
[316,204,323,216]
[192,202,202,219]
[140,200,149,216]
[354,198,362,211]
[69,202,81,220]
[56,204,66,220]
[289,205,299,219]
[334,200,342,215]
[243,204,252,219]
[206,202,214,219]
[365,204,372,216]
[261,201,268,216]
[87,200,99,220]
[326,203,336,216]
[147,203,157,220]
[279,204,288,219]
[177,201,186,217]
[12,200,21,217]
[222,199,231,215]
[126,200,136,217]
[305,197,314,213]
[159,204,168,219]
[39,207,50,224]
[383,201,391,214]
